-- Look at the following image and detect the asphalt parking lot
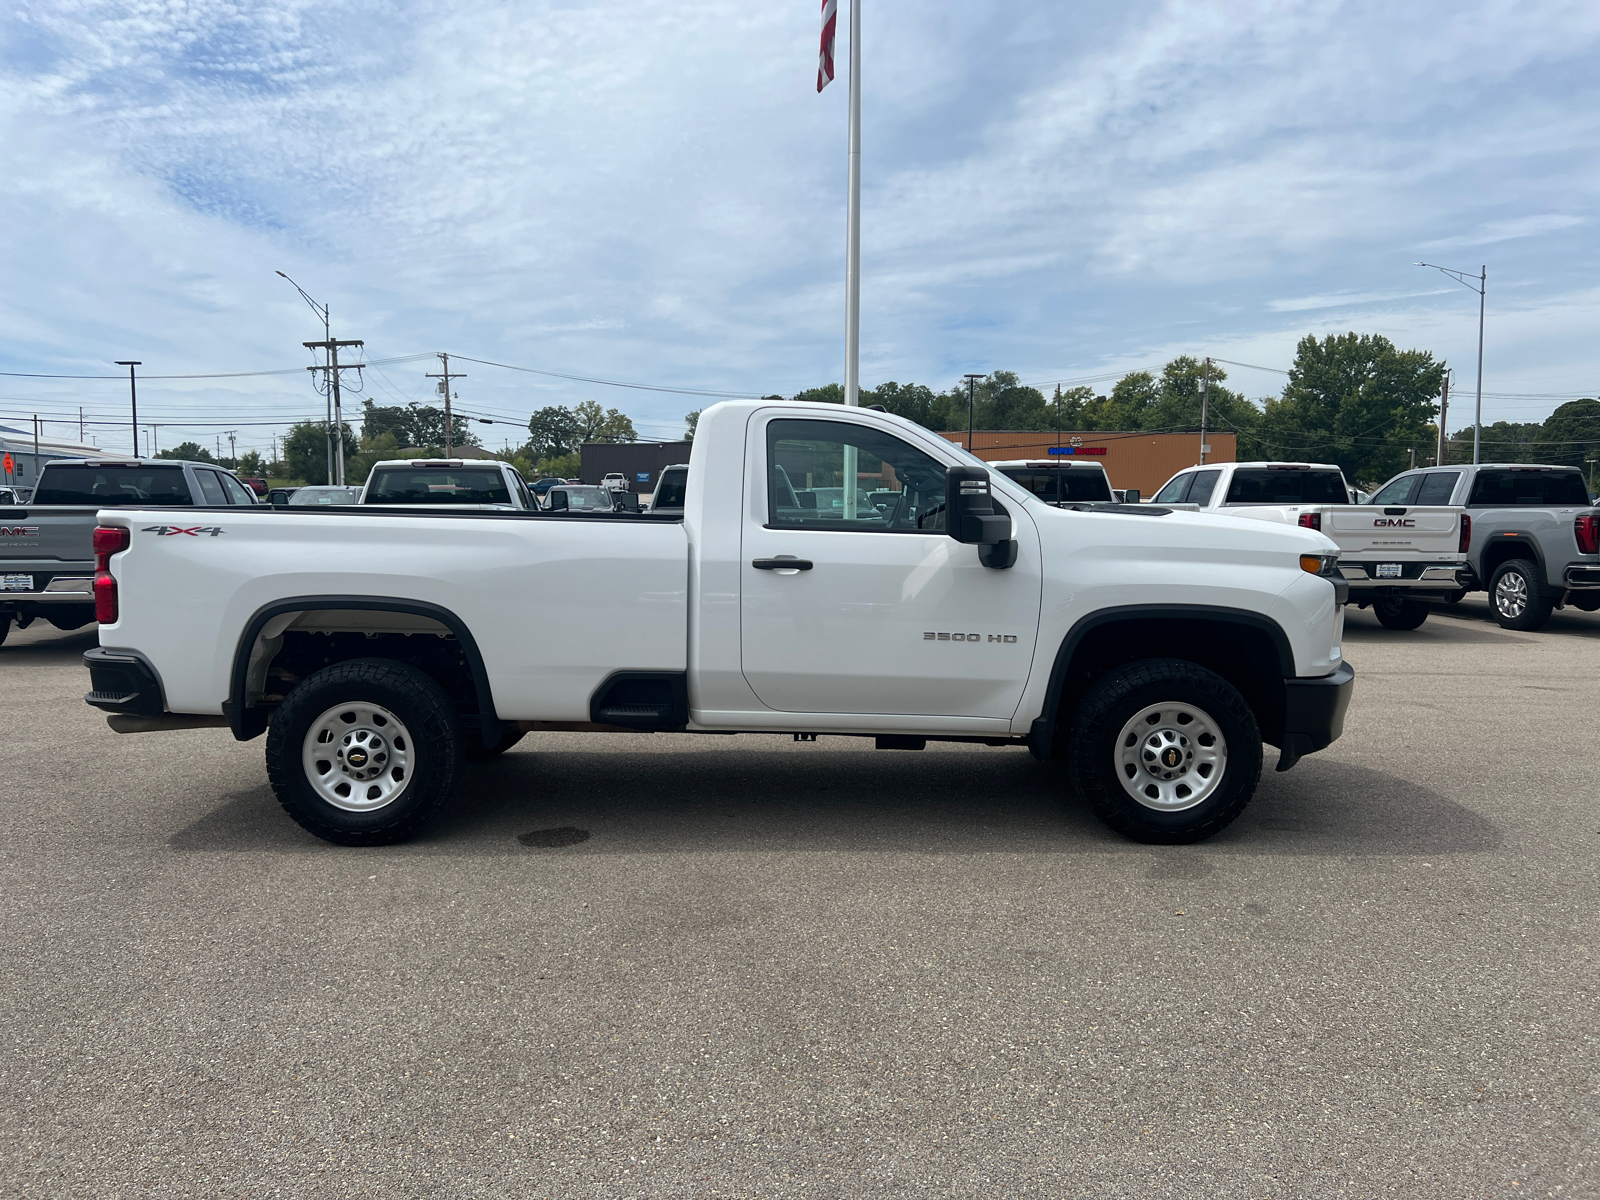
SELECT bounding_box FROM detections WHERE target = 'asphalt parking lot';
[2,600,1596,1199]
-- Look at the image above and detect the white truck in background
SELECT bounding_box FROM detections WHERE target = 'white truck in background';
[1153,461,1469,630]
[84,401,1353,848]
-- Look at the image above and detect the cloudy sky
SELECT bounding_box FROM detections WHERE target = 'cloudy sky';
[1,0,1597,457]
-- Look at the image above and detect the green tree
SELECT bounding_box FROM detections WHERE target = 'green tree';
[282,420,353,486]
[347,431,401,486]
[156,441,215,463]
[525,406,581,459]
[235,450,265,477]
[792,384,845,405]
[1259,333,1445,487]
[362,399,477,450]
[1526,399,1600,469]
[684,411,701,442]
[572,400,636,444]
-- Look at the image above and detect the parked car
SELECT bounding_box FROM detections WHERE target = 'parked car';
[544,484,619,513]
[285,485,364,506]
[0,486,26,505]
[84,399,1351,848]
[1152,461,1468,630]
[239,476,270,497]
[359,460,537,510]
[991,459,1116,506]
[601,473,628,492]
[266,487,298,506]
[529,476,565,496]
[1367,463,1600,630]
[644,463,688,514]
[0,457,257,643]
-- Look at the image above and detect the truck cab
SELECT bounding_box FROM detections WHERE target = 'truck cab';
[359,460,536,510]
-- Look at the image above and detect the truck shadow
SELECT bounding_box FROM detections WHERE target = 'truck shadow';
[1406,596,1600,640]
[0,626,99,659]
[170,747,1499,860]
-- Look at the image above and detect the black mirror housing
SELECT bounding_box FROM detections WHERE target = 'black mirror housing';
[946,465,1017,568]
[1122,488,1140,505]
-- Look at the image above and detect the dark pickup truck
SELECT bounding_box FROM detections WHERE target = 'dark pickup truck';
[0,458,258,645]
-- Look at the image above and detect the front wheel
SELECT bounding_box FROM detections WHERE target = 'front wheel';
[1489,559,1552,631]
[1373,596,1429,630]
[266,658,464,845]
[1065,658,1263,844]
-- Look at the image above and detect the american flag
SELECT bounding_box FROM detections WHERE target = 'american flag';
[817,0,837,92]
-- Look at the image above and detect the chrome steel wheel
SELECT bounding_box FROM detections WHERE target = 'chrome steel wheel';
[1494,570,1528,619]
[1114,701,1227,812]
[301,701,413,812]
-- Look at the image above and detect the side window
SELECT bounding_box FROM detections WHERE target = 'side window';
[766,418,948,532]
[1415,472,1459,505]
[1185,469,1221,506]
[219,473,254,504]
[513,473,534,509]
[195,470,228,505]
[1371,474,1419,505]
[1154,473,1193,504]
[1061,470,1114,502]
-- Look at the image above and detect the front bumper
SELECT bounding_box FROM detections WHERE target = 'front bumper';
[1276,661,1355,773]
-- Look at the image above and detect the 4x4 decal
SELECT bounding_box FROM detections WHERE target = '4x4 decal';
[142,525,226,537]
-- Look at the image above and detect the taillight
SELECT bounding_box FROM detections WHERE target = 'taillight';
[1460,514,1471,554]
[93,525,129,623]
[1298,512,1322,531]
[1576,514,1600,555]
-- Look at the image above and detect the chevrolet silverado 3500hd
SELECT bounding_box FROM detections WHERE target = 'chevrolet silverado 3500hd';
[82,401,1353,846]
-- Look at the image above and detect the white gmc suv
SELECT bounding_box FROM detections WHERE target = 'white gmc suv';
[83,401,1353,847]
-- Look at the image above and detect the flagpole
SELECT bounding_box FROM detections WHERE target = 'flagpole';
[843,0,861,408]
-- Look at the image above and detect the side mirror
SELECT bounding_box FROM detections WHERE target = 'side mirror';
[1122,488,1140,505]
[548,491,568,511]
[615,492,640,512]
[945,466,1017,569]
[270,491,288,508]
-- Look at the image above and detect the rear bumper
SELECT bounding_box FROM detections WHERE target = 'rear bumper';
[83,648,166,717]
[0,573,95,606]
[1341,561,1468,585]
[1564,566,1600,589]
[1276,661,1355,772]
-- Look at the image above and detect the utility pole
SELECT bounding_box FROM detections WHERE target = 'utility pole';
[304,338,364,484]
[226,430,237,468]
[114,361,141,456]
[1199,357,1212,464]
[1436,372,1450,467]
[426,353,465,456]
[33,415,40,481]
[963,374,984,452]
[78,407,84,442]
[1054,384,1062,448]
[149,425,159,456]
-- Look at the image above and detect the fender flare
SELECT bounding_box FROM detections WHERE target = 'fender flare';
[227,595,502,746]
[1025,603,1296,760]
[1476,531,1547,584]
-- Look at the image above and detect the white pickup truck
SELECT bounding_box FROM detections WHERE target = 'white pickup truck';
[1153,461,1469,630]
[83,401,1353,847]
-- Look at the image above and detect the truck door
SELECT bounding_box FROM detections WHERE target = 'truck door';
[739,413,1043,718]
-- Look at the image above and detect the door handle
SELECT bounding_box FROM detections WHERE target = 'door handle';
[752,558,813,572]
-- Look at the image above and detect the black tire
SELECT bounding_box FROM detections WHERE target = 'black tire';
[1489,558,1552,631]
[0,616,9,647]
[464,727,526,761]
[266,658,464,846]
[1373,596,1429,630]
[1064,658,1263,844]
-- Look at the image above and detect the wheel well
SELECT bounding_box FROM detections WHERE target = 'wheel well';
[1038,614,1289,758]
[1479,538,1542,581]
[230,599,500,745]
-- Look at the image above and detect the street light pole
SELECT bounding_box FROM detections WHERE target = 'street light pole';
[1416,262,1487,464]
[963,374,984,453]
[114,361,141,456]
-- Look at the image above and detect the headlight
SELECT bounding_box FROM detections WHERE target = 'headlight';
[1300,553,1340,578]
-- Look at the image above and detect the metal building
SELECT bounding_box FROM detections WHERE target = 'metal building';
[579,441,693,495]
[939,430,1237,497]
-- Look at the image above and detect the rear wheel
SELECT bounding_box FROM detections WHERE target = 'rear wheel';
[1065,658,1262,844]
[1373,596,1429,630]
[1489,559,1552,631]
[266,658,464,846]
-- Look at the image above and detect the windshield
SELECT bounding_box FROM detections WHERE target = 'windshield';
[1224,468,1349,505]
[551,486,614,510]
[32,465,193,506]
[365,467,512,505]
[289,486,364,506]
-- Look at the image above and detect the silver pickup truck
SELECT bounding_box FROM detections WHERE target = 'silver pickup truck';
[0,458,258,645]
[1368,463,1600,630]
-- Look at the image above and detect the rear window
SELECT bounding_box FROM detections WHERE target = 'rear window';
[1224,468,1349,505]
[1468,469,1590,507]
[997,467,1114,504]
[366,467,512,505]
[32,465,193,506]
[653,469,687,509]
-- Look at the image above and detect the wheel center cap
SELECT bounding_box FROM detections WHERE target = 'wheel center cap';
[347,748,368,768]
[1161,746,1183,769]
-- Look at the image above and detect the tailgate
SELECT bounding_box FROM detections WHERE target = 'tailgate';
[0,506,99,588]
[1324,506,1461,557]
